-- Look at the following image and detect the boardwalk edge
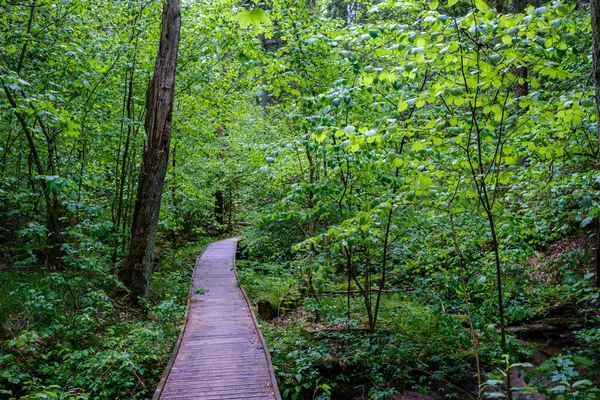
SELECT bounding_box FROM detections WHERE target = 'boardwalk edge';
[152,243,211,400]
[232,239,283,400]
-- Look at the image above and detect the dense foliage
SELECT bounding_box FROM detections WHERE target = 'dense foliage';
[1,0,600,398]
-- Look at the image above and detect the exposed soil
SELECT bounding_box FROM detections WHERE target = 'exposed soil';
[527,231,596,284]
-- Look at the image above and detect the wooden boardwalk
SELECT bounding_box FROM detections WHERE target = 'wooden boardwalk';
[154,238,281,400]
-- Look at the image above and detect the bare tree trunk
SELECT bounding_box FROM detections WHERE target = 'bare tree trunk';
[514,66,528,100]
[123,143,139,255]
[593,0,600,287]
[1,83,62,263]
[214,125,225,227]
[227,183,233,233]
[113,65,136,266]
[215,190,225,224]
[118,0,181,300]
[305,143,317,302]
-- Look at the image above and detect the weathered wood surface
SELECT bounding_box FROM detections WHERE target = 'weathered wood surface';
[154,238,281,400]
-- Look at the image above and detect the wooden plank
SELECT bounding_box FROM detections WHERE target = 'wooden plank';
[153,238,281,400]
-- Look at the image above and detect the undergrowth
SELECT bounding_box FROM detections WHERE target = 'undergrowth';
[0,239,212,399]
[237,238,600,400]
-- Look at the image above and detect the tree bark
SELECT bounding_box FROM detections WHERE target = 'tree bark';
[214,125,225,226]
[118,0,181,300]
[1,83,62,264]
[593,0,600,287]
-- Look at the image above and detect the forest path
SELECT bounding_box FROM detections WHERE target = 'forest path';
[153,237,281,400]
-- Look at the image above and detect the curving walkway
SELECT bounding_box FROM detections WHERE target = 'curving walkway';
[154,238,281,400]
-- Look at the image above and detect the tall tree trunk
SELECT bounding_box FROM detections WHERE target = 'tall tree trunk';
[113,66,136,266]
[305,143,317,302]
[214,125,225,227]
[1,83,62,263]
[118,0,181,300]
[215,190,225,224]
[592,0,600,287]
[227,183,233,232]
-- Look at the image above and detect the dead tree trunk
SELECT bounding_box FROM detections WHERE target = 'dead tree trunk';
[118,0,181,300]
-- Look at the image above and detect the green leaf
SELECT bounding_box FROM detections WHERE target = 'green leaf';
[236,8,272,30]
[475,0,489,12]
[380,71,397,83]
[572,380,592,388]
[581,98,595,108]
[550,385,567,393]
[581,217,593,228]
[448,0,458,6]
[430,0,439,9]
[412,141,427,152]
[588,207,600,218]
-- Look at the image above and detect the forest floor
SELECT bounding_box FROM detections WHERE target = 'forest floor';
[0,239,214,399]
[236,231,600,400]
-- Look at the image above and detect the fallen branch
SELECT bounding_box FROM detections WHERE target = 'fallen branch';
[507,324,573,339]
[322,289,396,295]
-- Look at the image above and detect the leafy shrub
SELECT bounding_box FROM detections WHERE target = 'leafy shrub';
[0,240,211,399]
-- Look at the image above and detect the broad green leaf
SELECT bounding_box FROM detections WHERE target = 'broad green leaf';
[582,98,595,108]
[380,71,397,83]
[572,380,592,388]
[236,8,272,30]
[412,141,428,152]
[475,0,489,12]
[362,75,374,86]
[588,207,600,218]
